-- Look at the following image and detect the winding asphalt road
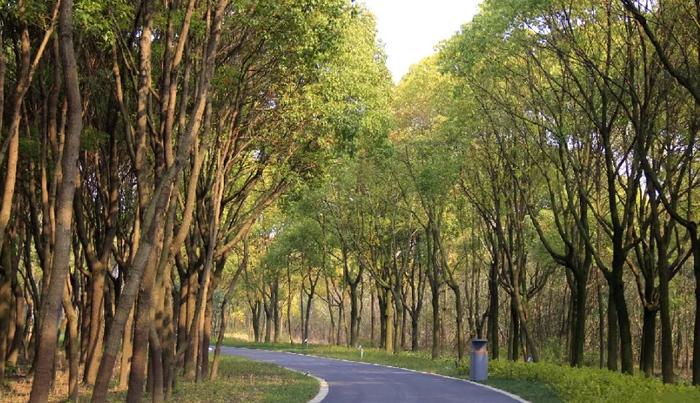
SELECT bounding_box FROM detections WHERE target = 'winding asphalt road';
[221,346,524,403]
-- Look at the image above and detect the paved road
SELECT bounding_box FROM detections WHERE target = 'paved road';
[220,346,523,403]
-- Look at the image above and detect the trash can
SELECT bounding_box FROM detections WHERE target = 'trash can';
[470,339,488,381]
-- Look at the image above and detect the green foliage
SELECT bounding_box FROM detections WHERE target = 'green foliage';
[75,0,132,46]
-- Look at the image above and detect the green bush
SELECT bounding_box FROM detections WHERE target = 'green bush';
[485,360,700,403]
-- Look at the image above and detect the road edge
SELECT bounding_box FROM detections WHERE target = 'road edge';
[270,361,329,403]
[283,350,529,403]
[219,347,330,403]
[306,374,329,403]
[227,346,527,403]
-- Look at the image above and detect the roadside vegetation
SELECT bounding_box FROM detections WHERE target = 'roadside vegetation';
[225,339,700,403]
[2,355,317,403]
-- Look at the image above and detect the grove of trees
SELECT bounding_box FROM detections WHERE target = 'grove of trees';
[233,0,700,389]
[0,0,699,402]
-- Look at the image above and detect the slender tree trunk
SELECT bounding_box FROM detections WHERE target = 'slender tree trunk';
[287,264,293,344]
[430,285,440,359]
[659,257,674,383]
[692,242,700,385]
[85,264,106,384]
[304,293,313,343]
[350,284,359,346]
[597,273,606,369]
[488,260,499,359]
[273,282,280,343]
[370,288,375,347]
[63,284,80,403]
[210,305,227,381]
[0,242,12,382]
[411,312,419,352]
[184,269,198,375]
[392,297,401,354]
[451,285,464,361]
[401,306,407,350]
[385,294,394,354]
[148,326,164,403]
[610,270,633,374]
[199,294,213,382]
[607,285,619,371]
[176,274,188,368]
[119,306,135,389]
[570,271,588,367]
[7,287,26,367]
[299,289,304,343]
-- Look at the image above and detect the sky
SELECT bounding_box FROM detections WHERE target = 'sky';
[362,0,484,83]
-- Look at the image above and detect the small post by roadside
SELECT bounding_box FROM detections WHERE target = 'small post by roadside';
[358,345,364,359]
[470,339,488,381]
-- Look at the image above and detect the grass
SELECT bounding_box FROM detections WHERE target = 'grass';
[170,355,318,403]
[1,355,318,403]
[223,338,700,403]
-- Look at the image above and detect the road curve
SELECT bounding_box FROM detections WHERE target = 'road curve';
[220,346,524,403]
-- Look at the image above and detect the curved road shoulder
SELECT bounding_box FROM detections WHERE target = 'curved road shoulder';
[221,346,527,403]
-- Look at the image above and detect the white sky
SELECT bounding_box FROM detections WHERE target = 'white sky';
[362,0,483,83]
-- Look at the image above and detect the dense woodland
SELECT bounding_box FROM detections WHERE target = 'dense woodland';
[0,0,699,402]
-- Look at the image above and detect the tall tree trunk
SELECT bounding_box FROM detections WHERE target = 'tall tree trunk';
[7,286,27,367]
[63,284,80,403]
[84,264,106,384]
[210,304,227,381]
[385,294,394,354]
[411,312,419,352]
[148,326,164,403]
[610,268,634,374]
[659,255,674,383]
[607,286,619,371]
[451,284,464,361]
[126,250,161,403]
[304,293,313,343]
[29,0,83,399]
[596,272,605,369]
[198,294,213,382]
[570,271,588,367]
[184,269,198,376]
[349,284,359,346]
[119,306,135,389]
[487,259,499,359]
[692,242,700,385]
[510,298,519,361]
[640,306,657,377]
[430,285,440,359]
[370,288,376,347]
[287,264,293,344]
[0,242,12,382]
[273,282,280,343]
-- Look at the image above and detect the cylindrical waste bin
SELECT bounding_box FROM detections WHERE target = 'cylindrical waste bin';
[470,339,488,381]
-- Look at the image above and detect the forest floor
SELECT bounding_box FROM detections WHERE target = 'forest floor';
[222,338,700,403]
[0,354,318,402]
